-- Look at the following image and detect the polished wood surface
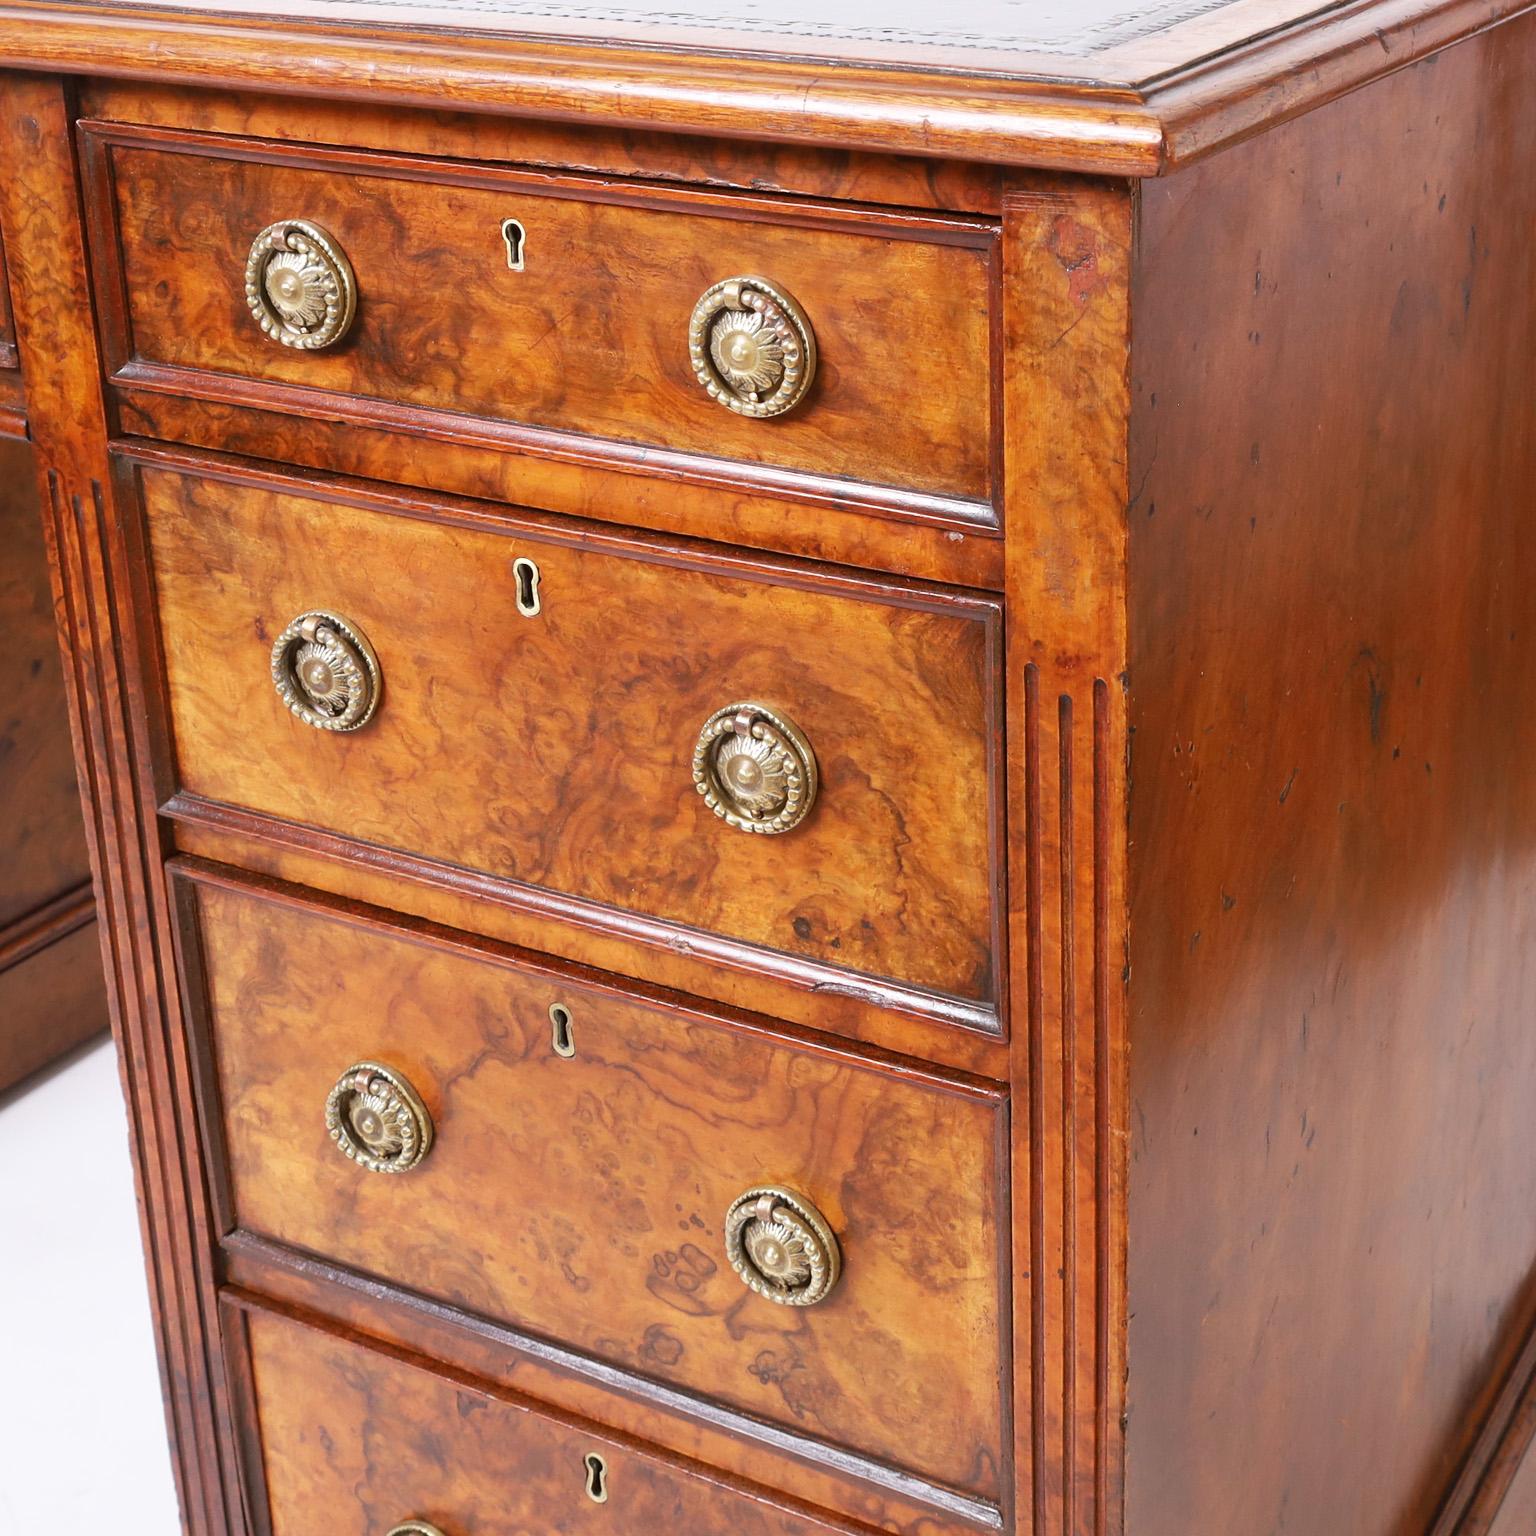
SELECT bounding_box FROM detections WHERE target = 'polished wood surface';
[94,125,995,513]
[1124,15,1536,1536]
[138,456,1003,1029]
[1,0,1530,174]
[188,868,1009,1503]
[0,74,242,1535]
[0,429,108,1094]
[234,1296,859,1536]
[79,81,1011,215]
[1,2,1533,1532]
[0,437,92,929]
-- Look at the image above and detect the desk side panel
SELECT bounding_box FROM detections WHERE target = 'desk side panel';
[1126,17,1536,1536]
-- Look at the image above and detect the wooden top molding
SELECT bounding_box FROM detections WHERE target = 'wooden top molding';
[0,0,1527,172]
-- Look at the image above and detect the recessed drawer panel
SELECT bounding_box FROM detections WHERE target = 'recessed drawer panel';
[91,125,995,516]
[234,1299,855,1536]
[140,457,1004,1030]
[194,873,1009,1502]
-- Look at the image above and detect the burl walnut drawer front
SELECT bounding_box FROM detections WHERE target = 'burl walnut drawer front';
[89,125,995,518]
[233,1299,857,1536]
[191,873,1009,1500]
[140,458,1003,1030]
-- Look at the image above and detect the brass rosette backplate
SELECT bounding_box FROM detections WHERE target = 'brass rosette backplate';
[688,275,817,418]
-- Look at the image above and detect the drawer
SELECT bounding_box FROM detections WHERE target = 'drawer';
[189,871,1009,1504]
[88,125,996,518]
[139,455,1004,1032]
[231,1298,856,1536]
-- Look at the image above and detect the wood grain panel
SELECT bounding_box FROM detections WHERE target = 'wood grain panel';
[112,389,1005,590]
[0,434,95,928]
[234,1296,867,1536]
[0,919,106,1097]
[0,415,109,1092]
[220,1229,992,1536]
[1125,17,1536,1536]
[78,81,1009,215]
[90,125,996,513]
[187,870,1010,1502]
[138,455,1004,1025]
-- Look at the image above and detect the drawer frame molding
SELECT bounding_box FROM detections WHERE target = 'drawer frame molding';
[0,66,1137,1536]
[123,440,1011,1048]
[80,118,1005,541]
[172,854,1015,1532]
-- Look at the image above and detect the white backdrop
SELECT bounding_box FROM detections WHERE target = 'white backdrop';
[0,1040,180,1530]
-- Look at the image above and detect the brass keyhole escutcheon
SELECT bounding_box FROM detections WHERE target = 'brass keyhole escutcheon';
[245,219,357,350]
[325,1062,434,1175]
[583,1452,609,1504]
[724,1186,841,1307]
[692,702,818,835]
[688,276,816,418]
[501,217,528,271]
[513,556,542,617]
[550,1002,576,1059]
[270,610,382,733]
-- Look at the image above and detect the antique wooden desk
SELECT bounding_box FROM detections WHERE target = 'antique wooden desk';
[0,224,108,1096]
[2,2,1534,1532]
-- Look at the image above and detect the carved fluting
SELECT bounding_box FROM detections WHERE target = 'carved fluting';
[1002,184,1131,1536]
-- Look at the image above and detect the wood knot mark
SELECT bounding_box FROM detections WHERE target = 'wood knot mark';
[1046,214,1109,306]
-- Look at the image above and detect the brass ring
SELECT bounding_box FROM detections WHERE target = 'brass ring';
[688,275,816,418]
[245,219,357,350]
[725,1186,841,1307]
[325,1062,434,1176]
[270,609,381,734]
[692,701,818,836]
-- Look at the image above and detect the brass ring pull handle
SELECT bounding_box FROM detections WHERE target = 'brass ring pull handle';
[245,219,357,350]
[270,610,382,733]
[693,702,818,835]
[387,1525,448,1536]
[688,276,816,418]
[325,1062,434,1175]
[725,1186,841,1307]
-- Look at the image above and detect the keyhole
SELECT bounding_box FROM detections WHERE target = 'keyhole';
[513,557,541,618]
[550,1003,575,1059]
[501,218,527,271]
[583,1451,608,1504]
